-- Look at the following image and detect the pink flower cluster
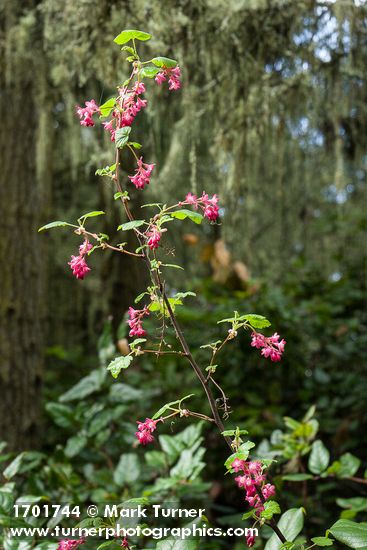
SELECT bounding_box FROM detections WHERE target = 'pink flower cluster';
[232,459,275,514]
[135,417,158,445]
[147,226,161,249]
[68,240,92,280]
[58,539,85,550]
[182,192,220,222]
[76,100,100,127]
[155,66,181,90]
[251,332,286,362]
[128,157,154,190]
[115,81,148,130]
[127,306,149,337]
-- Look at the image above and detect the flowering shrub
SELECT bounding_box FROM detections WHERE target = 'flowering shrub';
[37,28,366,550]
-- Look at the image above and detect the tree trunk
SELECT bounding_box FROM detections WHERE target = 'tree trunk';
[0,1,51,450]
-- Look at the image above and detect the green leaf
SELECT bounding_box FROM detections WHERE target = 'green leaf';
[311,537,334,547]
[282,473,314,481]
[129,141,142,149]
[79,211,105,222]
[114,453,140,485]
[156,540,197,550]
[224,441,256,469]
[38,221,73,232]
[64,433,87,458]
[308,440,330,474]
[3,452,44,480]
[151,56,178,68]
[114,29,152,45]
[96,164,116,177]
[140,67,160,79]
[118,220,145,231]
[170,209,203,225]
[45,403,74,429]
[337,453,361,478]
[59,368,106,402]
[99,98,116,117]
[239,314,271,329]
[145,450,167,469]
[264,508,305,550]
[329,520,367,548]
[107,355,133,378]
[261,500,281,520]
[152,394,195,420]
[115,127,131,149]
[337,498,367,513]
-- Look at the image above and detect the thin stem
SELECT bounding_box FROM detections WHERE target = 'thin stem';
[114,148,287,545]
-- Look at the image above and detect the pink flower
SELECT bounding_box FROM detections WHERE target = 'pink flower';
[58,540,85,550]
[76,99,100,127]
[103,119,116,141]
[68,239,92,280]
[231,458,246,472]
[155,72,167,85]
[185,192,198,206]
[155,66,181,91]
[134,82,146,95]
[128,157,154,190]
[135,417,159,446]
[246,534,256,547]
[116,87,148,128]
[127,306,149,337]
[230,460,275,515]
[135,430,154,445]
[181,191,220,221]
[147,226,161,250]
[251,331,286,362]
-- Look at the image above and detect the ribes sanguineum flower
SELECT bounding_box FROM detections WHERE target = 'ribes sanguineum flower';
[68,240,92,280]
[76,100,100,127]
[58,539,85,550]
[181,191,220,222]
[147,226,163,250]
[127,306,149,337]
[128,157,154,190]
[250,332,286,362]
[155,66,181,90]
[135,417,159,445]
[246,534,256,548]
[231,459,275,514]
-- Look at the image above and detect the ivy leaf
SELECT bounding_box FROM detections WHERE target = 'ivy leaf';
[118,220,145,231]
[99,98,116,117]
[115,127,132,149]
[107,356,133,378]
[329,520,367,548]
[140,67,160,79]
[308,440,330,474]
[170,209,203,225]
[114,29,151,45]
[38,221,73,232]
[151,56,178,68]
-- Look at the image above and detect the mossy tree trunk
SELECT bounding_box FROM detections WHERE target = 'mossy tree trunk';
[0,1,52,450]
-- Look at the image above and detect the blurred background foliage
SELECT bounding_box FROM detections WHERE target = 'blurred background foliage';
[0,0,367,547]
